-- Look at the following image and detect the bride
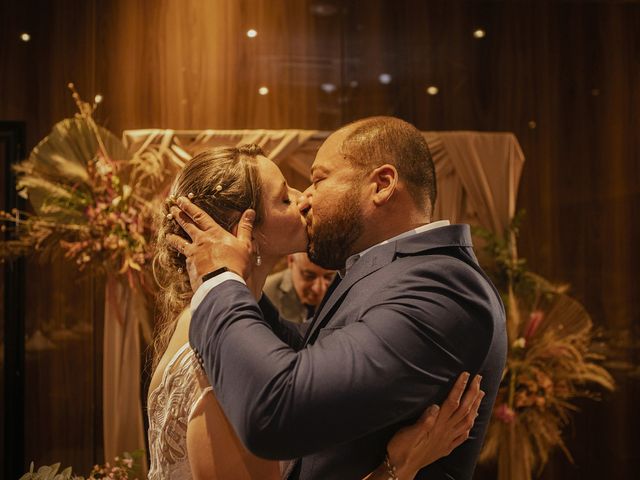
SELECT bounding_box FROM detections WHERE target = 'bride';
[148,145,484,480]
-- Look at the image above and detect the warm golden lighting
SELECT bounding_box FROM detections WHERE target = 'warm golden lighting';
[473,29,486,39]
[20,32,31,42]
[258,86,269,95]
[246,29,258,38]
[426,86,439,95]
[94,94,103,104]
[528,120,537,129]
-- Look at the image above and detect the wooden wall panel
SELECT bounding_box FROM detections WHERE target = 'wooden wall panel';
[93,0,340,132]
[1,1,100,476]
[0,0,638,478]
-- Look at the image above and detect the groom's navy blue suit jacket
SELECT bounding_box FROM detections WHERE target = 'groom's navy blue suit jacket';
[189,224,507,479]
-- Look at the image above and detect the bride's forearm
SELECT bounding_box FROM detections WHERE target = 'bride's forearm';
[362,456,418,480]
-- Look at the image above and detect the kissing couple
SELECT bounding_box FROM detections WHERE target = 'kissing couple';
[148,116,507,479]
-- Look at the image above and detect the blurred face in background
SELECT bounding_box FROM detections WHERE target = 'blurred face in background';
[287,253,335,307]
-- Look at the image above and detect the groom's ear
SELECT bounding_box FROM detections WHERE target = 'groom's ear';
[369,164,398,207]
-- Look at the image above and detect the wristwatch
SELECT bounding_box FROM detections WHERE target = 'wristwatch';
[201,267,229,283]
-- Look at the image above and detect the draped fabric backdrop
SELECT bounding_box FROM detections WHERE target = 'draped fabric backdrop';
[101,128,525,463]
[1,1,637,478]
[122,129,525,232]
[102,277,148,476]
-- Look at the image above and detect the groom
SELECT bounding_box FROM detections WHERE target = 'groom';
[169,116,507,479]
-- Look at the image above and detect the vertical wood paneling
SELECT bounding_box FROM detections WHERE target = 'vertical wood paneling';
[0,0,638,478]
[92,0,339,132]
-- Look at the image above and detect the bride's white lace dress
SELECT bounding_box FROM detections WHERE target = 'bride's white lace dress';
[147,343,212,480]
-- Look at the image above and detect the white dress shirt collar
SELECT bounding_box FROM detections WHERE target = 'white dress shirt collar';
[341,220,450,276]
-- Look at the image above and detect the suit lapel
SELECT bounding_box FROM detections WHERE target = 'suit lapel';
[303,242,398,346]
[302,224,474,346]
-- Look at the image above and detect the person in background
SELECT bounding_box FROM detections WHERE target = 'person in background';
[263,253,335,323]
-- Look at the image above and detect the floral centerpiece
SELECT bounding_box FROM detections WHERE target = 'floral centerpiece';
[0,86,176,475]
[0,84,169,287]
[476,213,615,480]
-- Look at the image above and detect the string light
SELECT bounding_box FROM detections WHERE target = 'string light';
[310,3,338,16]
[378,73,392,84]
[473,29,486,39]
[246,29,257,38]
[94,94,103,104]
[426,86,439,95]
[258,86,269,95]
[321,83,337,93]
[20,32,31,42]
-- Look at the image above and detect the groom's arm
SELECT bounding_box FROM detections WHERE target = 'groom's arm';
[258,294,307,351]
[193,273,307,350]
[188,269,494,461]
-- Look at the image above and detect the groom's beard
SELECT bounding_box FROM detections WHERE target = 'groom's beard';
[306,189,364,271]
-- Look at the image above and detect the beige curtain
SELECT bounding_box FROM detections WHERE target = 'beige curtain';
[425,131,525,237]
[123,129,319,189]
[109,128,524,466]
[103,276,148,475]
[123,129,524,235]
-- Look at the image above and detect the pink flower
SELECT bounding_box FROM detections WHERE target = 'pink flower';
[524,310,545,340]
[495,403,516,423]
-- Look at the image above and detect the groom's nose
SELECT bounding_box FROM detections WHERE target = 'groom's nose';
[298,190,312,216]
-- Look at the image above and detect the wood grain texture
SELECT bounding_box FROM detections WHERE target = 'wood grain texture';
[0,0,638,477]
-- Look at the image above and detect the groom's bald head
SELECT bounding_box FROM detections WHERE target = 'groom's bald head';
[337,116,437,215]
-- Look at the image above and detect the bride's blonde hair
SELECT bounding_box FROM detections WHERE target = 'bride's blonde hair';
[151,144,265,370]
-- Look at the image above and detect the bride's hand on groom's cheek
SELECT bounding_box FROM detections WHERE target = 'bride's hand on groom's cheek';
[166,197,257,291]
